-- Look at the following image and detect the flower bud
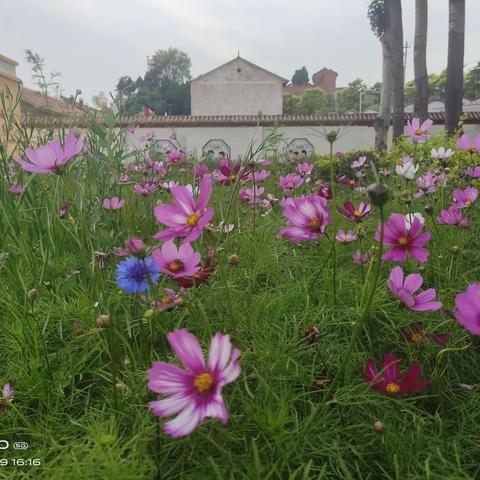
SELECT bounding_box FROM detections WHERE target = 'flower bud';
[96,314,110,327]
[326,130,338,143]
[367,183,389,207]
[228,254,240,266]
[424,204,433,215]
[28,288,39,303]
[143,309,155,320]
[451,245,460,255]
[374,420,384,433]
[115,382,126,392]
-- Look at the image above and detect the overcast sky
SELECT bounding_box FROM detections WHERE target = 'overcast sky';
[2,0,480,105]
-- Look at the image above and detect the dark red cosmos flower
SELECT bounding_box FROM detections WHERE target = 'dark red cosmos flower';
[215,159,250,186]
[362,352,431,396]
[315,181,333,200]
[174,255,214,288]
[339,175,360,189]
[401,323,448,347]
[337,201,373,222]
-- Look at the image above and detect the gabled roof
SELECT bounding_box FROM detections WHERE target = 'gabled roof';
[192,56,288,84]
[0,54,18,66]
[20,87,90,117]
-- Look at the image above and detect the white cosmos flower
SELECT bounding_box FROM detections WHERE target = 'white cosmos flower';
[395,162,419,180]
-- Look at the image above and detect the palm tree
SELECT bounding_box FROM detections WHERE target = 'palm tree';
[368,0,393,151]
[445,0,465,135]
[414,0,428,120]
[390,0,405,141]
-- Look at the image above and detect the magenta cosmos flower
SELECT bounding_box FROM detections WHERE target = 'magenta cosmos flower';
[296,162,314,177]
[406,117,433,143]
[114,237,146,257]
[0,383,15,412]
[241,169,271,183]
[152,241,201,278]
[401,323,448,346]
[388,266,442,312]
[337,200,373,222]
[148,329,241,437]
[213,158,247,186]
[278,194,330,243]
[453,284,480,335]
[363,352,430,396]
[102,197,125,209]
[376,213,431,263]
[351,156,366,169]
[154,175,214,242]
[353,250,369,265]
[133,183,159,195]
[437,204,470,228]
[453,186,478,208]
[15,131,83,174]
[457,133,480,154]
[279,173,304,193]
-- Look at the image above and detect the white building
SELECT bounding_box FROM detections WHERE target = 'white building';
[190,56,288,116]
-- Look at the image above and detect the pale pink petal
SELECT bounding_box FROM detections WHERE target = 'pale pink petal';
[167,329,206,373]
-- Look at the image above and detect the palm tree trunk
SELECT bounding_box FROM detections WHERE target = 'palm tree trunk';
[390,0,405,141]
[414,0,429,120]
[445,0,465,135]
[375,1,393,151]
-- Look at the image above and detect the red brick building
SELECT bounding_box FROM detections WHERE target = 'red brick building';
[283,67,338,95]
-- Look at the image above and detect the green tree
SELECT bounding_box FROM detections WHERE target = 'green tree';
[292,67,309,85]
[336,79,368,112]
[463,64,480,99]
[282,93,301,114]
[297,88,328,114]
[116,47,192,116]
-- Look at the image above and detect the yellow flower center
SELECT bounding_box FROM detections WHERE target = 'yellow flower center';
[469,144,476,152]
[186,212,200,227]
[411,332,424,345]
[194,372,214,393]
[353,209,362,217]
[465,199,472,206]
[161,295,173,305]
[415,128,424,136]
[398,236,408,246]
[386,382,400,394]
[229,174,237,182]
[310,217,321,231]
[349,179,355,185]
[168,260,184,272]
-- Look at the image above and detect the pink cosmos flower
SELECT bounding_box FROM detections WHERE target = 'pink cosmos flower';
[145,287,185,311]
[353,250,369,265]
[0,383,15,412]
[296,162,314,177]
[117,174,132,183]
[315,182,333,200]
[465,166,480,178]
[453,186,478,208]
[456,133,480,154]
[278,194,330,243]
[241,169,271,183]
[363,352,430,396]
[133,183,159,196]
[337,201,373,222]
[376,213,431,263]
[279,174,304,193]
[336,229,358,243]
[15,131,83,174]
[406,117,433,143]
[437,204,470,228]
[453,283,480,335]
[238,186,264,207]
[114,237,146,257]
[415,171,440,197]
[212,158,246,186]
[9,184,23,195]
[126,126,137,135]
[167,150,183,164]
[152,241,201,278]
[401,323,448,346]
[102,197,125,210]
[147,329,241,437]
[388,266,442,312]
[351,156,366,169]
[154,175,214,242]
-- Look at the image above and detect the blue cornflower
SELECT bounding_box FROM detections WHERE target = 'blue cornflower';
[116,255,159,293]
